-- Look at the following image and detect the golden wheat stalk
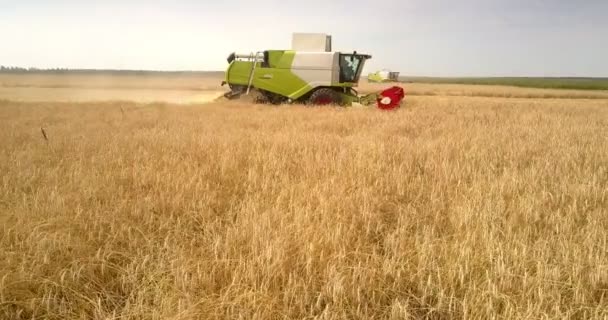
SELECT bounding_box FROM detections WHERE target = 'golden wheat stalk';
[40,127,48,142]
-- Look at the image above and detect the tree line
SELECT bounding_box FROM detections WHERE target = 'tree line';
[0,66,71,73]
[0,66,221,76]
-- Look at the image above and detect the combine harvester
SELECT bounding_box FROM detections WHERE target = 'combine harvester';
[221,33,405,110]
[368,69,401,83]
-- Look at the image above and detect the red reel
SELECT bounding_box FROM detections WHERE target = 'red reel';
[376,86,405,110]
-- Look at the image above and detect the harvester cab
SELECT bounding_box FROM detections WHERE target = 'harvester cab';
[221,33,405,109]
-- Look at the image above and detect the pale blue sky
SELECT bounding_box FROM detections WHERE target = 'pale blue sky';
[1,0,607,76]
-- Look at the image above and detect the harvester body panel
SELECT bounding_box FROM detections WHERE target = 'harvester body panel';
[224,50,370,100]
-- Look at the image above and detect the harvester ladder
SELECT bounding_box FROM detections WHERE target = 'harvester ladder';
[246,52,262,95]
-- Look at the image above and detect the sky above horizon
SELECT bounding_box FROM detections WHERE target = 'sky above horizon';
[1,0,607,77]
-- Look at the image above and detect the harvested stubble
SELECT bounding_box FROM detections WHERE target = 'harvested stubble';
[1,96,607,319]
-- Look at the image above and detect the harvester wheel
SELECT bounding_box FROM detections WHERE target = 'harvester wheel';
[308,88,343,106]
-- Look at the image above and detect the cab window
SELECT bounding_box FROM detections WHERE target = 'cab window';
[339,54,362,83]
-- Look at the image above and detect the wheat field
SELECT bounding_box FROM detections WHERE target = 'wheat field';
[1,77,607,319]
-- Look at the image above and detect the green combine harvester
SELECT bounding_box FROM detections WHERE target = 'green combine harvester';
[368,69,401,83]
[221,33,405,109]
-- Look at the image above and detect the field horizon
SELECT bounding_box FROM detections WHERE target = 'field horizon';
[3,73,608,105]
[2,68,608,91]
